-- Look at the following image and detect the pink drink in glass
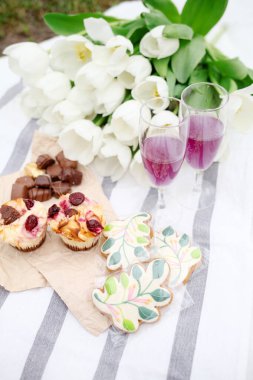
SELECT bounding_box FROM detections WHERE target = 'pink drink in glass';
[141,135,185,186]
[186,115,224,170]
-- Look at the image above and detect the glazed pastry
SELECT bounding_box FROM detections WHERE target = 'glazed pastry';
[47,192,106,251]
[101,212,152,271]
[155,226,202,287]
[93,259,172,333]
[0,198,47,251]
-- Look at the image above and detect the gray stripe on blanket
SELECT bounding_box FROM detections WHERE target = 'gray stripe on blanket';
[0,81,22,110]
[93,187,158,380]
[1,119,39,175]
[0,118,38,308]
[167,163,219,380]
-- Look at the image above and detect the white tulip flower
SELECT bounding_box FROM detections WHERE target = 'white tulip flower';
[111,100,151,147]
[3,42,49,84]
[92,42,131,77]
[20,88,48,118]
[229,85,253,132]
[214,85,253,162]
[58,119,103,165]
[129,150,151,187]
[93,136,132,181]
[132,75,169,110]
[36,71,71,102]
[67,87,95,118]
[118,55,152,89]
[95,79,125,116]
[75,61,113,90]
[84,17,114,44]
[50,35,93,80]
[140,25,179,59]
[38,120,65,137]
[43,100,84,125]
[151,110,179,127]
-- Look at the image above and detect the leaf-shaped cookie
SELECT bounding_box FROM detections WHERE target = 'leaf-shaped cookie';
[101,213,152,271]
[155,226,202,287]
[92,259,172,333]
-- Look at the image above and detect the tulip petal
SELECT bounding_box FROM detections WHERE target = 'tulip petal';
[84,17,114,44]
[106,36,133,54]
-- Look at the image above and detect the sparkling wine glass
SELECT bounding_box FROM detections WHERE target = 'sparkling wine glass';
[181,82,229,207]
[139,97,189,229]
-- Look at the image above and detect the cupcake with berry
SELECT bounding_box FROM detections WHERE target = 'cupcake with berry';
[47,192,106,251]
[0,198,47,251]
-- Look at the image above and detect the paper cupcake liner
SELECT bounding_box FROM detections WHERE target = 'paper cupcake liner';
[61,235,99,251]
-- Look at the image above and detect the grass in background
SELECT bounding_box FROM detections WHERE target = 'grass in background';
[0,0,122,52]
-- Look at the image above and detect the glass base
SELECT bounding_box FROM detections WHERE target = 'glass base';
[167,163,216,211]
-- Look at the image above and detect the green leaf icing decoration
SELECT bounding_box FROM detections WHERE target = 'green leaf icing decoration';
[120,273,129,288]
[162,226,174,236]
[108,252,121,267]
[154,227,202,287]
[150,289,171,302]
[152,259,165,279]
[105,277,117,296]
[132,265,143,281]
[138,306,158,321]
[134,246,148,258]
[92,260,172,333]
[191,248,201,259]
[101,213,152,271]
[123,319,136,332]
[104,224,113,232]
[138,224,150,233]
[179,233,190,247]
[102,238,115,251]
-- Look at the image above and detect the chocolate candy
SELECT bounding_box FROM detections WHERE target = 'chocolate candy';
[61,168,83,186]
[36,154,55,169]
[28,188,52,202]
[35,175,51,188]
[51,181,71,198]
[11,183,28,200]
[46,163,62,181]
[0,205,21,225]
[15,176,35,189]
[56,151,77,169]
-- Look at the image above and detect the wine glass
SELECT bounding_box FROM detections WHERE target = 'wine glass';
[139,97,189,230]
[181,82,229,206]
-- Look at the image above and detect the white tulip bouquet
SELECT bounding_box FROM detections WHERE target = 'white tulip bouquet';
[3,0,253,184]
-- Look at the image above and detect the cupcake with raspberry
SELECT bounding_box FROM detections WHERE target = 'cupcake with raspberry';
[0,198,47,251]
[47,192,106,251]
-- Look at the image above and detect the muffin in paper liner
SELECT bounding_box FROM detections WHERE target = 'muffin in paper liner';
[0,198,47,252]
[47,192,106,251]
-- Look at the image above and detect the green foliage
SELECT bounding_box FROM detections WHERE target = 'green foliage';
[142,10,170,30]
[171,36,206,83]
[163,23,193,40]
[44,12,119,35]
[181,0,228,35]
[143,0,180,23]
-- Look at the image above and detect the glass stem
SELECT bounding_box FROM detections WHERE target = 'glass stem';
[157,188,166,209]
[194,171,203,193]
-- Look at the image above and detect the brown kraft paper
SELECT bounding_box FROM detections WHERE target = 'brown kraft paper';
[0,131,115,335]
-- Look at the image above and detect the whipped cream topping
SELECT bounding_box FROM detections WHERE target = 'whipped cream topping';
[47,193,106,242]
[0,198,47,245]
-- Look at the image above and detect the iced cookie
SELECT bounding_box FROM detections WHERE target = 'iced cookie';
[92,259,172,333]
[101,212,152,271]
[155,226,202,287]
